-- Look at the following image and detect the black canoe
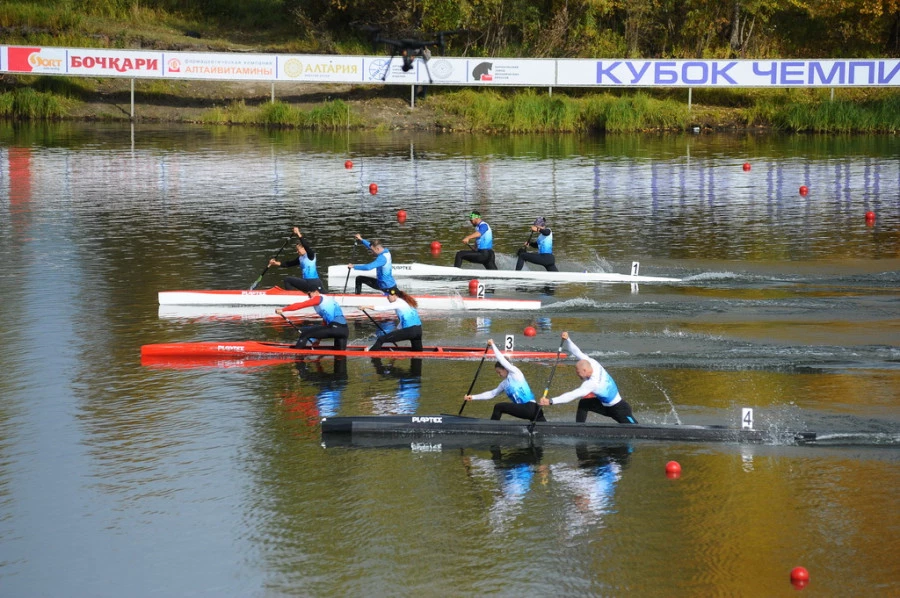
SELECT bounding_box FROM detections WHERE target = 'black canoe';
[320,414,784,444]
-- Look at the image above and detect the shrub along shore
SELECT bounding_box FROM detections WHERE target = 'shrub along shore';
[1,78,899,133]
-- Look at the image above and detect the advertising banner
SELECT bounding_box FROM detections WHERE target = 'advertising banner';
[2,46,898,88]
[558,59,900,87]
[163,52,276,80]
[6,46,66,74]
[356,57,556,86]
[279,55,364,82]
[67,48,163,77]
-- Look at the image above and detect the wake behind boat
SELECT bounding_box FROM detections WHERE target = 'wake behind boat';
[140,341,565,362]
[320,414,784,444]
[158,288,540,311]
[327,262,682,286]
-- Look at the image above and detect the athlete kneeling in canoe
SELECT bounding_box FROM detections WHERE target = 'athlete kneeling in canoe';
[275,289,349,350]
[269,227,324,292]
[538,332,637,424]
[465,339,545,422]
[516,217,558,272]
[349,234,398,295]
[358,288,423,352]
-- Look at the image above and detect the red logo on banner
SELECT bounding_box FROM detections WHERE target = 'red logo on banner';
[167,58,181,73]
[8,47,41,72]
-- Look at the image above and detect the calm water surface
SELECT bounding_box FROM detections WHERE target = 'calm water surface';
[0,123,898,597]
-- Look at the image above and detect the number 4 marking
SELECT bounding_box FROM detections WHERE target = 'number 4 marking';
[741,408,754,430]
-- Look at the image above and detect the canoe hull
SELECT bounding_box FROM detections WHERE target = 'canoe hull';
[320,414,772,443]
[328,263,681,285]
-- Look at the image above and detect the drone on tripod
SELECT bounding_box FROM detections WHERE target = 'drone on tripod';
[364,27,467,84]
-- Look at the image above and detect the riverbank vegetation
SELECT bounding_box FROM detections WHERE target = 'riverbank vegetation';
[1,0,899,132]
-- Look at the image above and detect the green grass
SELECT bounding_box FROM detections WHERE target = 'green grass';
[744,92,900,133]
[199,99,355,129]
[0,87,69,119]
[431,89,690,133]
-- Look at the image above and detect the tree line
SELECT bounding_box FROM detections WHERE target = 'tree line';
[22,1,900,59]
[228,0,899,58]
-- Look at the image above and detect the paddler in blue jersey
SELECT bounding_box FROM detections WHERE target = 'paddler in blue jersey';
[455,211,498,270]
[516,217,558,272]
[349,234,398,295]
[269,227,324,292]
[358,288,423,351]
[275,288,349,350]
[538,332,637,424]
[464,339,545,421]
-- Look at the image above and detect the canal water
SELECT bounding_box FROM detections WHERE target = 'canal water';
[0,123,897,596]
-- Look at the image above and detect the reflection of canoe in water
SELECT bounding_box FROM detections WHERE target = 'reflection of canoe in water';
[140,341,565,361]
[327,262,682,285]
[157,288,540,311]
[320,414,781,444]
[141,356,299,369]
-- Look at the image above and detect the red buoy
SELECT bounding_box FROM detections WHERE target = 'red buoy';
[865,211,876,222]
[524,326,537,337]
[742,162,751,172]
[430,241,442,251]
[799,185,809,196]
[665,461,681,478]
[468,279,480,296]
[397,209,407,223]
[344,160,353,169]
[790,567,809,589]
[369,183,378,195]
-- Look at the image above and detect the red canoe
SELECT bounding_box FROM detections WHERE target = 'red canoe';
[140,341,564,362]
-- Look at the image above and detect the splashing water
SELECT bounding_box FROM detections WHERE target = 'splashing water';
[638,371,682,425]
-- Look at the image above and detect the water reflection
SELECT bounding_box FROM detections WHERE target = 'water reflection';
[291,357,348,418]
[368,357,423,414]
[550,443,632,537]
[463,445,546,533]
[461,441,632,535]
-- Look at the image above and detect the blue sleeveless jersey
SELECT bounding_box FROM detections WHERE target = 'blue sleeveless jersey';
[504,375,536,404]
[394,300,422,328]
[315,294,346,325]
[537,230,553,254]
[476,221,493,250]
[300,254,319,279]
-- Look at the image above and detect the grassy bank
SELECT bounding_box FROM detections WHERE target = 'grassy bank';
[3,77,898,133]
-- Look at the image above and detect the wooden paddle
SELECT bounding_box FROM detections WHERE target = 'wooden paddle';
[458,341,492,415]
[250,234,293,290]
[528,337,565,433]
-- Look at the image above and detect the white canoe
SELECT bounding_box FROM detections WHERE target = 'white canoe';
[158,289,541,311]
[159,305,399,322]
[328,262,682,285]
